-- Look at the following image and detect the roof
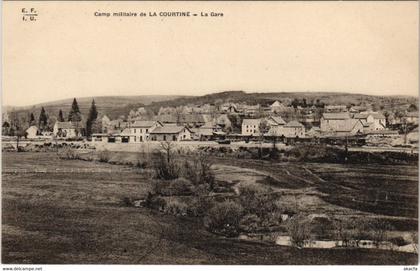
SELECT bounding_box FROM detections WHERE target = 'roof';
[284,121,304,128]
[242,119,261,126]
[55,121,82,129]
[353,112,385,120]
[269,116,286,125]
[271,101,282,107]
[333,119,361,132]
[365,130,399,135]
[26,125,38,131]
[149,125,189,134]
[131,120,159,128]
[322,113,350,120]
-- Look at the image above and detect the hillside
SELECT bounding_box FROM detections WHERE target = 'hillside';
[7,95,184,120]
[5,91,418,122]
[146,91,418,113]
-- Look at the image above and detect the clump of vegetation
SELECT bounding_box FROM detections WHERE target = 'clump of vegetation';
[368,219,393,247]
[286,214,312,248]
[204,200,244,237]
[181,152,216,190]
[98,150,111,163]
[238,184,282,229]
[57,147,80,160]
[153,142,180,180]
[164,198,189,217]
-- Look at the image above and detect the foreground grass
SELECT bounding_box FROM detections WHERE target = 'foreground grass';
[2,152,418,264]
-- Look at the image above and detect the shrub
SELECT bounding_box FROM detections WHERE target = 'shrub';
[153,152,180,180]
[368,219,393,247]
[164,198,188,217]
[168,177,193,196]
[238,184,280,225]
[204,200,244,237]
[287,214,312,248]
[98,150,111,162]
[58,148,80,160]
[181,152,216,190]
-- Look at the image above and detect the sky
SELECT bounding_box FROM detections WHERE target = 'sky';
[3,1,419,107]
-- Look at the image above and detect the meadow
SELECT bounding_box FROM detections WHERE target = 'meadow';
[2,151,418,264]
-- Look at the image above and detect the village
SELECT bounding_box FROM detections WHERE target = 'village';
[2,97,419,151]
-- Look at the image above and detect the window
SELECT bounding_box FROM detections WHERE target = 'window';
[146,129,148,133]
[134,129,136,133]
[140,136,143,142]
[140,129,142,133]
[173,135,176,141]
[163,135,166,141]
[134,137,136,142]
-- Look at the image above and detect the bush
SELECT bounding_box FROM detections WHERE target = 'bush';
[153,152,180,180]
[98,150,111,162]
[287,214,312,248]
[58,148,80,160]
[181,152,216,190]
[164,198,189,217]
[168,177,193,196]
[238,184,280,226]
[368,219,393,247]
[204,200,244,237]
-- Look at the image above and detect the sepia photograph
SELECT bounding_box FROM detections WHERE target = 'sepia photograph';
[1,0,419,269]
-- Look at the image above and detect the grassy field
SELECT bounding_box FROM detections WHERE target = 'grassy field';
[2,152,418,264]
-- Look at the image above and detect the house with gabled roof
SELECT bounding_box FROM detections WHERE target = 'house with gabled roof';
[149,125,192,141]
[268,120,305,138]
[122,120,163,143]
[270,101,289,113]
[266,116,286,127]
[353,112,386,131]
[53,121,84,138]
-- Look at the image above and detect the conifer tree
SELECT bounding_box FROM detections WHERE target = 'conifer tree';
[86,99,98,136]
[58,109,65,122]
[68,98,82,122]
[29,113,36,126]
[38,107,48,131]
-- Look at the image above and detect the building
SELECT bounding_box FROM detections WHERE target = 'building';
[270,101,288,113]
[404,112,419,125]
[123,120,163,143]
[320,113,351,132]
[53,121,83,138]
[320,113,364,135]
[242,119,262,136]
[149,125,192,141]
[266,116,286,127]
[324,105,348,113]
[353,112,386,131]
[25,126,39,139]
[268,120,305,138]
[91,133,108,143]
[197,122,224,141]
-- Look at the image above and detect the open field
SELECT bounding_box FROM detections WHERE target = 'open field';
[2,152,418,264]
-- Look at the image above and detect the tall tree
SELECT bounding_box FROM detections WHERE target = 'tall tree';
[68,98,82,122]
[38,107,48,131]
[29,113,36,126]
[58,109,65,122]
[86,99,98,136]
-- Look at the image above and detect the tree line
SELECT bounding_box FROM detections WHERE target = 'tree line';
[3,98,99,138]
